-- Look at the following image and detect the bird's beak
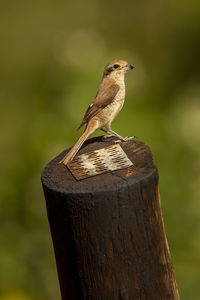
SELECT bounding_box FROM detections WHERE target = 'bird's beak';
[124,64,135,72]
[129,64,134,69]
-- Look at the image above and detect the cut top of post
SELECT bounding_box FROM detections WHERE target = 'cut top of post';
[67,144,133,180]
[41,136,158,195]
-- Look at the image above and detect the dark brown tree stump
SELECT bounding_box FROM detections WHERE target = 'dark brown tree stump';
[41,136,179,300]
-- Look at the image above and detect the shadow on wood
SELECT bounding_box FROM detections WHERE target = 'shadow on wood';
[41,136,179,300]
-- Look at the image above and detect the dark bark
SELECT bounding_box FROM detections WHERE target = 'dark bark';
[41,136,179,300]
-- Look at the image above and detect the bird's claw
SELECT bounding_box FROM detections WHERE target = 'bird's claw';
[103,135,137,143]
[123,136,136,141]
[113,136,136,143]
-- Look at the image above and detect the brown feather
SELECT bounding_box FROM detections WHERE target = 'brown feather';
[77,79,120,130]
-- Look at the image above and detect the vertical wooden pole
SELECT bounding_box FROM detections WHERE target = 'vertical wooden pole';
[41,137,179,300]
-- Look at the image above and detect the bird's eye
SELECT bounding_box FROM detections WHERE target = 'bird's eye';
[113,64,120,69]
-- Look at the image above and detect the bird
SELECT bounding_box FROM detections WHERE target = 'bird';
[59,59,134,165]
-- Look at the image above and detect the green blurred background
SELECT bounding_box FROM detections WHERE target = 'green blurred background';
[0,0,200,299]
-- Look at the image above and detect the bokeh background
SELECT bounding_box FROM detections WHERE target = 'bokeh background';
[1,0,200,299]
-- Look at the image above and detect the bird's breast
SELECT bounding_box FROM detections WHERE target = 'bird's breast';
[100,84,125,125]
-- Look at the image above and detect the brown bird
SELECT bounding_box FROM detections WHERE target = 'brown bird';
[59,59,134,165]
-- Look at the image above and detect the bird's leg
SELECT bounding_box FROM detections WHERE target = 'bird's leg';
[101,128,114,140]
[100,128,108,134]
[107,129,126,141]
[107,129,135,142]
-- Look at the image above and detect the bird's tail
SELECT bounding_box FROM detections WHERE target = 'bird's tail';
[59,122,97,165]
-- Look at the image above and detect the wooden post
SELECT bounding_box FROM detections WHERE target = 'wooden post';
[41,136,179,300]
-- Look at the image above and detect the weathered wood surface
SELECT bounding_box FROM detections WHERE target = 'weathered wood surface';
[41,136,179,300]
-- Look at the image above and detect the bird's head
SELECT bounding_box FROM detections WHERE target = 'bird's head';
[103,59,134,78]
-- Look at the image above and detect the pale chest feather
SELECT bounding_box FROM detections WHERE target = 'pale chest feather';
[107,83,125,113]
[100,82,125,124]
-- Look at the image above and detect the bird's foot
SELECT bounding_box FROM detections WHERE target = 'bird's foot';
[102,133,137,143]
[124,136,136,141]
[114,136,136,143]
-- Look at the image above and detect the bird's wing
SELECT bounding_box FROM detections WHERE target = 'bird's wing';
[78,80,120,129]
